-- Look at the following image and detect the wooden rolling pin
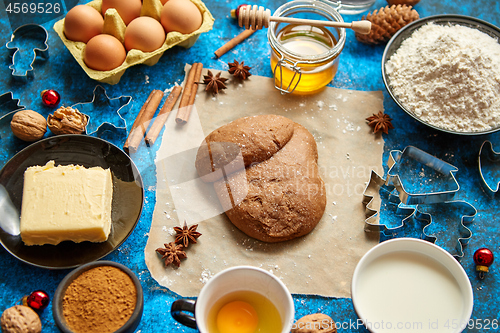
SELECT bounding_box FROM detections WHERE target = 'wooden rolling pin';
[238,4,372,34]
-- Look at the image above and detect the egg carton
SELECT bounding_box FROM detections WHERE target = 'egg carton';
[53,0,214,85]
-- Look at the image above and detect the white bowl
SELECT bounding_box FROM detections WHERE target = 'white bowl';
[352,238,473,333]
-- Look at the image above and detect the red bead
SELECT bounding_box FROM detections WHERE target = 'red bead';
[41,89,61,107]
[474,248,494,267]
[26,290,50,311]
[235,4,247,18]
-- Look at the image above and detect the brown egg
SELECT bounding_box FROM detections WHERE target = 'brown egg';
[84,34,127,71]
[101,0,141,25]
[161,0,203,34]
[64,5,104,43]
[125,17,166,52]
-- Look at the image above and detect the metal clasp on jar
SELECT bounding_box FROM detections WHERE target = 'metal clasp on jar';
[273,54,302,95]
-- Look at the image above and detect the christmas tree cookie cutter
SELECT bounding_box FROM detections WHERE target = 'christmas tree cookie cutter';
[362,170,422,236]
[362,146,474,257]
[5,24,49,82]
[478,140,500,196]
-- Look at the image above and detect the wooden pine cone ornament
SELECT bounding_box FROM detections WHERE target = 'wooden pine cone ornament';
[387,0,420,6]
[355,5,419,45]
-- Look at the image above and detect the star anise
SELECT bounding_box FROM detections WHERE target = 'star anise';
[202,70,228,95]
[366,111,394,134]
[174,221,202,248]
[156,242,187,267]
[228,60,252,80]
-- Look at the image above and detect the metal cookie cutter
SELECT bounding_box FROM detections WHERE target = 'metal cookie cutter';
[6,24,49,82]
[478,140,500,196]
[363,170,423,237]
[71,85,131,138]
[362,146,475,257]
[0,92,25,169]
[0,92,24,119]
[387,146,460,205]
[419,201,477,258]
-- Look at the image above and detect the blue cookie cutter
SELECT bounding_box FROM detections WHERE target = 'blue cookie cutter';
[6,24,49,82]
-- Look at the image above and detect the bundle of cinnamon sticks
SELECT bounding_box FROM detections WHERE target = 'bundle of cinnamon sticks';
[123,63,204,153]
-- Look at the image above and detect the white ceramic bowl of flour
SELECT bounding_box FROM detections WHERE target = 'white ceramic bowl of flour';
[351,238,473,333]
[382,15,500,135]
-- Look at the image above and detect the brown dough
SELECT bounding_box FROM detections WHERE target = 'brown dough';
[195,115,326,242]
[292,313,337,333]
[0,305,41,333]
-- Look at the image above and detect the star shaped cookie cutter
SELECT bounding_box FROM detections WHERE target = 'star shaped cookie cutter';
[71,85,131,137]
[5,24,49,82]
[478,140,500,196]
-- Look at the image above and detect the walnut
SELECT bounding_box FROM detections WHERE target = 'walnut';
[10,110,47,142]
[292,313,337,333]
[47,106,88,135]
[1,305,42,333]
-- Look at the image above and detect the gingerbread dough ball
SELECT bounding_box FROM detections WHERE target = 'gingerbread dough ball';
[195,115,326,242]
[1,305,41,333]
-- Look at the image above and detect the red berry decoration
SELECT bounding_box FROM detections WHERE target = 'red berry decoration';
[23,290,50,311]
[473,248,494,280]
[41,89,61,107]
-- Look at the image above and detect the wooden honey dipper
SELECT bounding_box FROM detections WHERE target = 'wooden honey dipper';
[238,4,372,34]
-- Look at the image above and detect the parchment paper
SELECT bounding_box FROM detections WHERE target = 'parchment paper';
[144,66,384,298]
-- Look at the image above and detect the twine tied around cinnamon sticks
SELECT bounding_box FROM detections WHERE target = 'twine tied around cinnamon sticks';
[123,63,203,153]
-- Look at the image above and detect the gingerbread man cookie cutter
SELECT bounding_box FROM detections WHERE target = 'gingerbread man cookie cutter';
[6,24,49,82]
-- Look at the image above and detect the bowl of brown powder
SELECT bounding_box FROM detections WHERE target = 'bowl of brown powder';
[52,260,143,333]
[382,15,500,135]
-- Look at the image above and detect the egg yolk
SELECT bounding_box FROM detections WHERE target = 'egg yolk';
[216,301,259,333]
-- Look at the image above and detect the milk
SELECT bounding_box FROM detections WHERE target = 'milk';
[355,251,466,333]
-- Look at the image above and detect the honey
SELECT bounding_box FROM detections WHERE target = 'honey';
[267,0,346,94]
[271,24,340,94]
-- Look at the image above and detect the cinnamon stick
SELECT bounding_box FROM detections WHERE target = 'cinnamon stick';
[145,85,183,146]
[214,29,256,58]
[124,89,164,153]
[175,63,203,125]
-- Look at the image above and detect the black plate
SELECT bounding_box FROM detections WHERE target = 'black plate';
[382,14,500,135]
[0,135,144,269]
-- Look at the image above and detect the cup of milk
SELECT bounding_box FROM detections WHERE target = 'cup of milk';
[351,238,473,333]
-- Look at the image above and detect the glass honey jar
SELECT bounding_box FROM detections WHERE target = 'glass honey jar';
[267,0,346,94]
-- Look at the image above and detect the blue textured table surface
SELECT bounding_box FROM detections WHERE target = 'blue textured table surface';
[0,0,499,332]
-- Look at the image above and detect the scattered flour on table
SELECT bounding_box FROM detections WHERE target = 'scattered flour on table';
[385,22,500,132]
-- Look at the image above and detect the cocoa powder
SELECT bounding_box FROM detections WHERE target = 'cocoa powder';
[62,266,137,333]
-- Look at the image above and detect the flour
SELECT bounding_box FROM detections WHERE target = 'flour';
[386,22,500,132]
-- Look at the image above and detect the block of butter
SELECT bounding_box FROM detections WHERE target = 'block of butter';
[20,161,113,246]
